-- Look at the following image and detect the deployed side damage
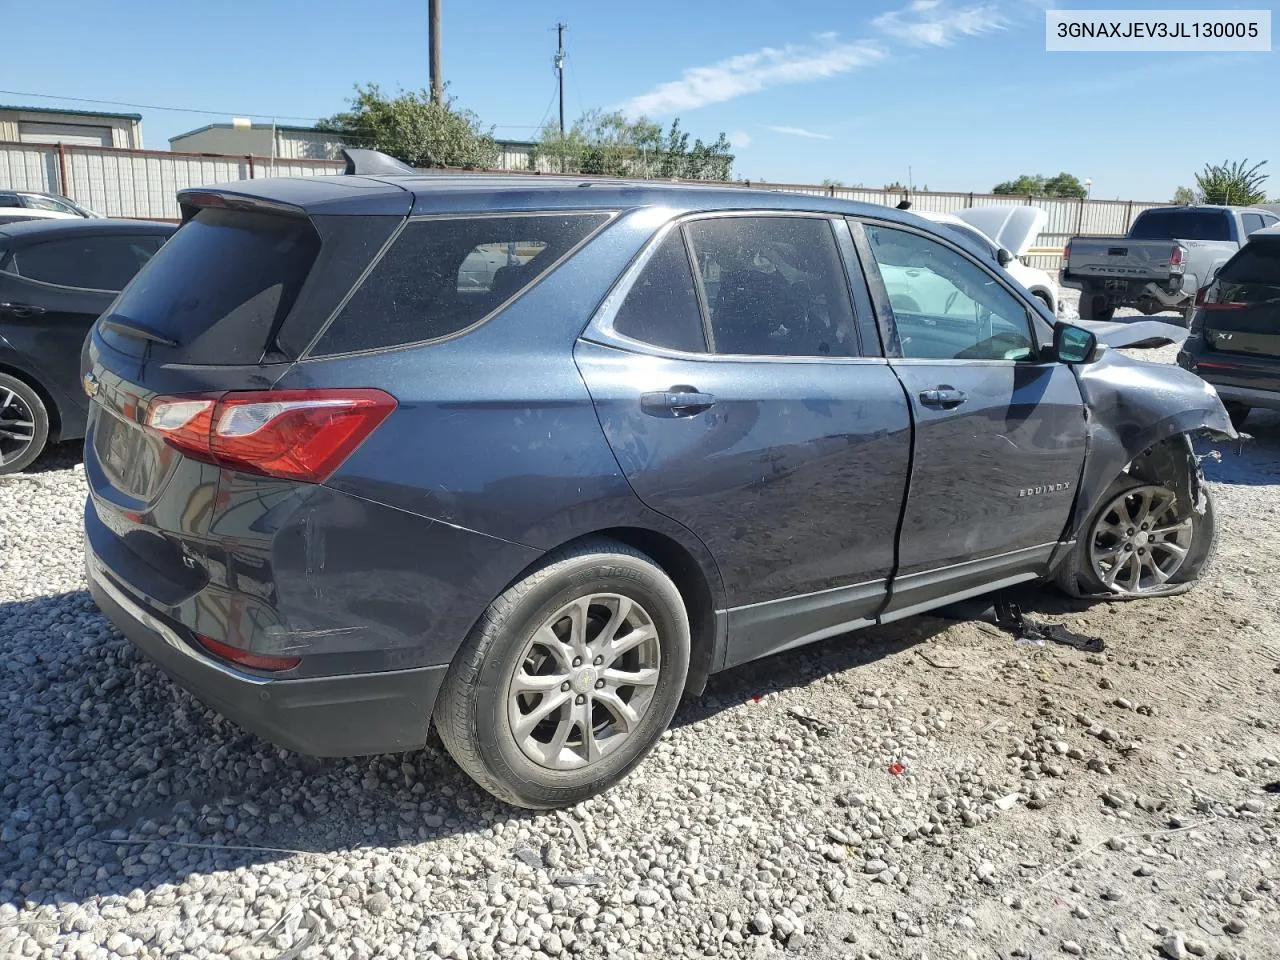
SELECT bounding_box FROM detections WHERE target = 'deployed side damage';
[1051,346,1237,599]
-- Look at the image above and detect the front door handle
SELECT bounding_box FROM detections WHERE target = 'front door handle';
[0,301,47,318]
[641,387,716,417]
[919,386,967,410]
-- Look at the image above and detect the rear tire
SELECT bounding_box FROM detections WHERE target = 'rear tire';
[0,372,49,476]
[434,538,690,809]
[1077,290,1115,323]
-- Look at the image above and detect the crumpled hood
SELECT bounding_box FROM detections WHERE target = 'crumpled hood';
[951,206,1047,257]
[1078,319,1189,350]
[1076,346,1238,442]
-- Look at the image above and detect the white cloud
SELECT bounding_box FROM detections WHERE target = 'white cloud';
[873,0,1005,47]
[620,39,887,116]
[727,130,752,149]
[765,125,834,140]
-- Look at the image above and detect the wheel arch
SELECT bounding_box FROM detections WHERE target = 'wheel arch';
[497,524,725,697]
[0,359,61,437]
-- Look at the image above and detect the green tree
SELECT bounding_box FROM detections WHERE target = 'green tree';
[821,178,845,188]
[1194,159,1269,205]
[993,174,1046,197]
[317,84,499,169]
[993,172,1088,198]
[883,181,906,191]
[1042,172,1087,198]
[532,112,732,180]
[1172,185,1197,205]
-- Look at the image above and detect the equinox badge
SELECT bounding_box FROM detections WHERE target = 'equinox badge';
[1018,482,1072,498]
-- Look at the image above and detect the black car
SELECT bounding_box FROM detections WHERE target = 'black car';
[1178,225,1280,429]
[0,218,176,472]
[83,157,1235,808]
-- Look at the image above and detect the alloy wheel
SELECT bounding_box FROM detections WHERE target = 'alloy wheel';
[1088,484,1194,594]
[0,387,36,468]
[506,593,662,771]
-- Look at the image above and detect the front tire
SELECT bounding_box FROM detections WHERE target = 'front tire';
[1057,475,1216,598]
[434,538,690,809]
[0,373,50,476]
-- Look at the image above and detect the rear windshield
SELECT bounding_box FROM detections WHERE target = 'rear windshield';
[1217,238,1280,284]
[1129,210,1231,242]
[311,213,610,355]
[101,208,320,363]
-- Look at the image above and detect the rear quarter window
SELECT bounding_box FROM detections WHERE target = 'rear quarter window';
[311,213,610,356]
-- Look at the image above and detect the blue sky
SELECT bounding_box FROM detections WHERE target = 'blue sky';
[3,0,1276,200]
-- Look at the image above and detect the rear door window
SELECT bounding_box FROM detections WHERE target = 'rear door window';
[1128,210,1231,241]
[8,235,165,290]
[684,216,859,358]
[103,208,319,363]
[611,231,707,353]
[1241,213,1266,236]
[313,213,610,355]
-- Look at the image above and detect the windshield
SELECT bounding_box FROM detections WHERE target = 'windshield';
[1129,210,1231,242]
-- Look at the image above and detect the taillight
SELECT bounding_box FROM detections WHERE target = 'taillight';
[196,634,301,672]
[146,388,396,483]
[1169,245,1187,273]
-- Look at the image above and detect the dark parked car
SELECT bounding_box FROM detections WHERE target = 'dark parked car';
[83,163,1234,808]
[0,218,175,472]
[1178,225,1280,429]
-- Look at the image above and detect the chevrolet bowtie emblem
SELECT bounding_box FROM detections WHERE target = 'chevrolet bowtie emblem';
[83,373,100,398]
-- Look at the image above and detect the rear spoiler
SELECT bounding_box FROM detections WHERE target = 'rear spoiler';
[340,148,416,176]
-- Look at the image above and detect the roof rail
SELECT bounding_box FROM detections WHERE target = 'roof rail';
[340,148,417,176]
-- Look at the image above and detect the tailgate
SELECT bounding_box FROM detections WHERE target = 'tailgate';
[1067,238,1177,281]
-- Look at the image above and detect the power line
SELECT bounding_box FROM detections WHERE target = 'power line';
[0,88,323,124]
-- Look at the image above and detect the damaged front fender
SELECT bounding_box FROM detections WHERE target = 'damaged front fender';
[1065,347,1237,545]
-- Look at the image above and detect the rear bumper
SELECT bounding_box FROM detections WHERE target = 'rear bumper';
[1178,345,1280,410]
[87,545,445,757]
[1202,382,1280,410]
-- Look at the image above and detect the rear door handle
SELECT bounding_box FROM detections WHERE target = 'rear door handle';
[641,387,716,417]
[0,301,47,318]
[919,387,967,410]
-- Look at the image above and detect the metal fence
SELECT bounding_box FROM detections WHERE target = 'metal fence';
[1,140,1169,270]
[0,141,343,220]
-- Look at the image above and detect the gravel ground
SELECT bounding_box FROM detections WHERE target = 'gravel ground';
[2,299,1277,960]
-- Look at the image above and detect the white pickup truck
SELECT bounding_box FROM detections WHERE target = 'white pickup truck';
[1061,205,1279,324]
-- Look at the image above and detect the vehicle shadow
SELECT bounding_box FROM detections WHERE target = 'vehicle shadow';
[14,439,84,475]
[0,590,934,914]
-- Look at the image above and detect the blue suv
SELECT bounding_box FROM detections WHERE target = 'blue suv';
[83,158,1234,808]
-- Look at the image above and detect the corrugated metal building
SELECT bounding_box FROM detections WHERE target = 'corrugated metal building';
[0,105,144,148]
[170,123,543,170]
[169,123,348,160]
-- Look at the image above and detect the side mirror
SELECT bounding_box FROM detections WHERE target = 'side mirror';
[997,248,1015,267]
[1053,321,1099,364]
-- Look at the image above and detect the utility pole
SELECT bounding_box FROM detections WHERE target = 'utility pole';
[429,0,443,104]
[555,22,567,136]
